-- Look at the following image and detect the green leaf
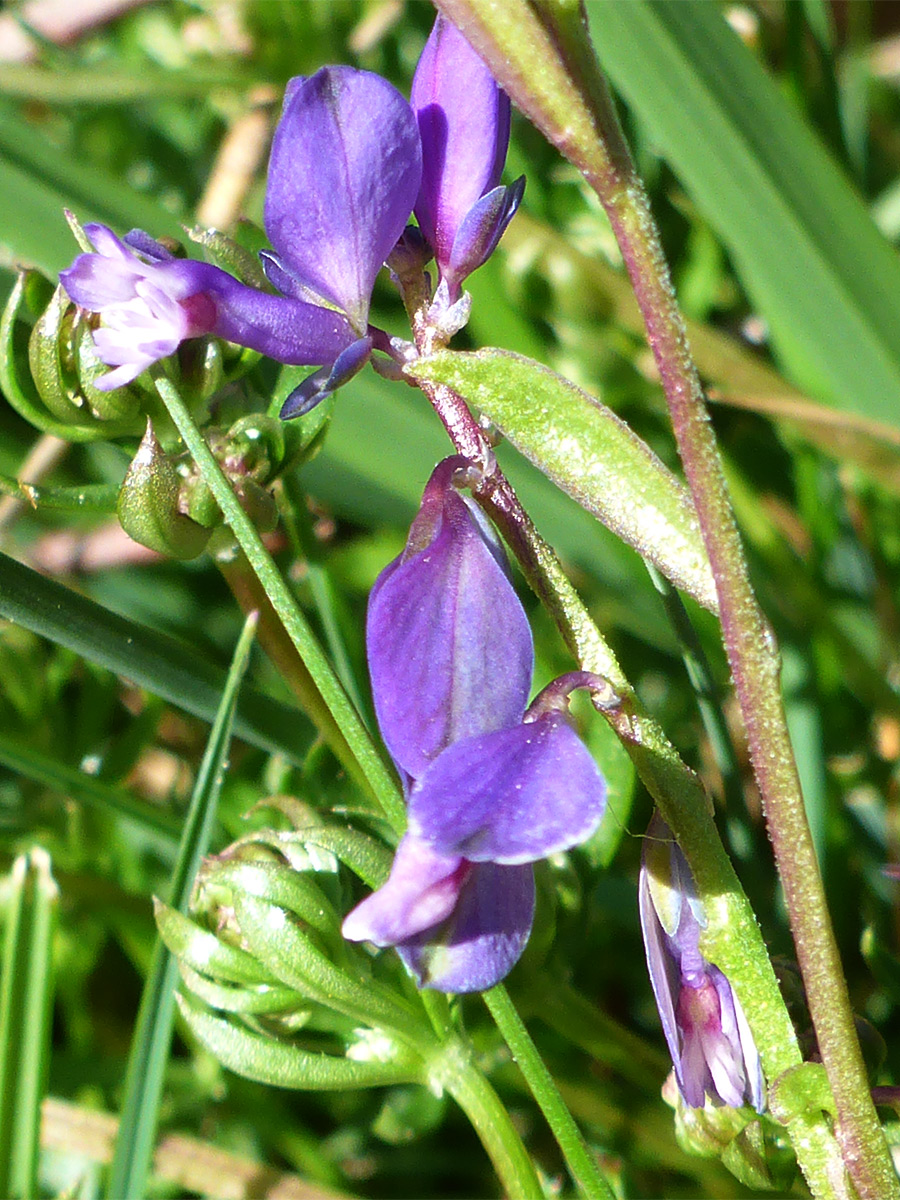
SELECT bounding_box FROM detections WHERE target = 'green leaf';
[107,613,257,1200]
[586,0,900,428]
[410,349,717,613]
[0,849,58,1200]
[0,550,315,766]
[176,994,421,1091]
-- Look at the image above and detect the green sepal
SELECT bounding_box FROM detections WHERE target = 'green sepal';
[178,963,308,1016]
[153,900,281,987]
[232,893,427,1038]
[28,285,93,425]
[71,314,143,422]
[176,993,423,1091]
[117,422,212,559]
[1,273,137,441]
[178,338,225,406]
[409,348,718,613]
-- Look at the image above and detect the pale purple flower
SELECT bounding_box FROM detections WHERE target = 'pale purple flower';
[639,817,765,1111]
[344,458,606,992]
[411,14,524,304]
[60,223,355,391]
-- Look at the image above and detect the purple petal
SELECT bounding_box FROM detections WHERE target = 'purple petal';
[638,856,686,1096]
[123,228,174,262]
[366,458,533,779]
[445,177,525,297]
[412,15,510,271]
[342,835,468,946]
[60,250,144,308]
[279,335,372,420]
[265,66,422,330]
[410,713,606,864]
[199,264,357,365]
[397,861,534,993]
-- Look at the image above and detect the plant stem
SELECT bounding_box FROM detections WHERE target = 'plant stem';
[484,985,615,1200]
[429,1037,544,1200]
[551,25,894,1200]
[153,374,405,832]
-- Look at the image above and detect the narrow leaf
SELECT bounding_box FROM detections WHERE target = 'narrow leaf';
[0,550,314,765]
[107,613,257,1200]
[410,349,717,612]
[176,994,420,1091]
[587,1,900,428]
[0,849,58,1200]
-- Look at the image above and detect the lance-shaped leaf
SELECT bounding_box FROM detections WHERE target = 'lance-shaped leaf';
[410,349,717,613]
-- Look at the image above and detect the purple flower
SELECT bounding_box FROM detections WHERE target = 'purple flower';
[61,67,422,407]
[366,456,533,781]
[60,224,356,391]
[639,817,765,1112]
[263,66,422,416]
[411,15,524,303]
[343,458,606,992]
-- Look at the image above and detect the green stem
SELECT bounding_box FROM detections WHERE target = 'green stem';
[429,1037,544,1200]
[152,374,405,832]
[537,13,891,1199]
[484,985,615,1200]
[430,3,894,1194]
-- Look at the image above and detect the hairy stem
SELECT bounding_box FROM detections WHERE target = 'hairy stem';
[429,1,894,1194]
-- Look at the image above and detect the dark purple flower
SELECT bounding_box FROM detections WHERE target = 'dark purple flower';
[264,66,422,335]
[411,15,524,303]
[344,458,606,992]
[60,224,356,390]
[639,817,765,1112]
[366,456,533,781]
[342,834,535,993]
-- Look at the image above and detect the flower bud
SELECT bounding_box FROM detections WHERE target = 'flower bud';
[117,421,212,560]
[412,15,524,301]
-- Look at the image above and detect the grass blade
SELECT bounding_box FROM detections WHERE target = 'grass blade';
[0,848,59,1200]
[587,0,900,428]
[0,732,180,841]
[0,550,315,765]
[105,612,257,1200]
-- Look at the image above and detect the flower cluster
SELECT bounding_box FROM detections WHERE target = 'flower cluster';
[639,816,765,1112]
[59,15,522,414]
[342,458,607,992]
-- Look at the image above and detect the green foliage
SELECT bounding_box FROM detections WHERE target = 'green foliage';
[1,2,899,1198]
